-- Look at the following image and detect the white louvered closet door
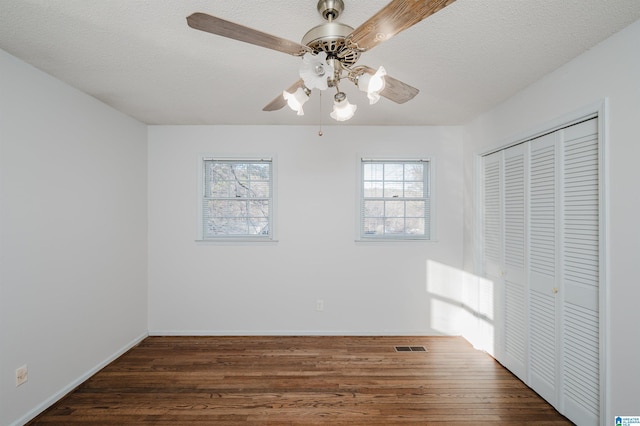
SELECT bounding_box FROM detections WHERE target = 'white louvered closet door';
[481,151,503,355]
[528,131,560,406]
[502,144,528,381]
[560,119,600,426]
[481,117,601,426]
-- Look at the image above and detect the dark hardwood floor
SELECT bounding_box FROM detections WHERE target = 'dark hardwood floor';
[29,336,572,425]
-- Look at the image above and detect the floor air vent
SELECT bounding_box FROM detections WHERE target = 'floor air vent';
[394,346,427,352]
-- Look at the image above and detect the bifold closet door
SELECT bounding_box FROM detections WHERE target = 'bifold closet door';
[481,117,601,425]
[528,131,560,406]
[502,143,528,381]
[560,119,600,425]
[481,144,529,378]
[527,118,601,424]
[481,151,502,355]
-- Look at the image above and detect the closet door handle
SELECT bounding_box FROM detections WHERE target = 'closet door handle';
[552,287,559,294]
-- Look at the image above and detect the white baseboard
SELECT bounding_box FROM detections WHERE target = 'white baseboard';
[148,329,456,336]
[12,331,148,426]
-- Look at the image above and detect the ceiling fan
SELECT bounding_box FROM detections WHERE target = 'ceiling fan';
[187,0,456,122]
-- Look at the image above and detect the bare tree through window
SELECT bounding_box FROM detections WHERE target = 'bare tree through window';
[203,159,272,238]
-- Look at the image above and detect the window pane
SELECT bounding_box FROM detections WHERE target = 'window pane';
[205,200,247,218]
[405,218,425,235]
[404,181,424,197]
[250,181,270,198]
[364,200,384,217]
[210,163,232,179]
[250,163,270,180]
[384,218,405,234]
[248,200,269,217]
[363,182,383,198]
[204,218,223,236]
[404,163,423,181]
[248,218,269,235]
[384,163,403,180]
[406,200,425,218]
[384,181,403,198]
[234,180,249,198]
[223,218,249,235]
[363,218,383,235]
[364,163,383,180]
[205,217,248,236]
[208,180,234,197]
[385,200,405,218]
[232,163,249,180]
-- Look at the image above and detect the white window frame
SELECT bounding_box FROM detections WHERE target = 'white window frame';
[357,157,433,241]
[197,155,276,242]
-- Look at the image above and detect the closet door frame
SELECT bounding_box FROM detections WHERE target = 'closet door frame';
[474,100,609,424]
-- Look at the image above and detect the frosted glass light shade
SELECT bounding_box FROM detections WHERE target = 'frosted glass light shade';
[299,51,334,91]
[283,87,309,116]
[358,66,386,104]
[330,95,357,121]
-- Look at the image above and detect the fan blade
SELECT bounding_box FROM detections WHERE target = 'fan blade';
[380,74,419,104]
[187,13,311,56]
[360,66,419,104]
[348,0,456,51]
[263,80,305,111]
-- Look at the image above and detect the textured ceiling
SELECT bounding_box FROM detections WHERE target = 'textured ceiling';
[1,0,640,126]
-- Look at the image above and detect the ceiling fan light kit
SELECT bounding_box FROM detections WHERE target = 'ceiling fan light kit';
[330,91,357,122]
[355,66,387,105]
[186,0,457,122]
[283,87,310,116]
[299,51,334,91]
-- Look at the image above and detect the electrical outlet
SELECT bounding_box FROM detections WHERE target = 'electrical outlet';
[16,365,28,387]
[316,299,324,311]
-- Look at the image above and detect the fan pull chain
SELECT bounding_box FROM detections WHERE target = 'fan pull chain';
[318,91,324,136]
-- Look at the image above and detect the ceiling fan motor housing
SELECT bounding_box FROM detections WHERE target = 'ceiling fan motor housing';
[302,22,358,61]
[302,1,360,67]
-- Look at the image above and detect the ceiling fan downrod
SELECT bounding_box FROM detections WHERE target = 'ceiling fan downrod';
[317,0,344,21]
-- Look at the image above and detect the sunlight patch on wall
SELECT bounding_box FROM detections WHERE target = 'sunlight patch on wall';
[426,259,496,353]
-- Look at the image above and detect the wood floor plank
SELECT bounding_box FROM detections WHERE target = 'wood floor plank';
[28,336,572,425]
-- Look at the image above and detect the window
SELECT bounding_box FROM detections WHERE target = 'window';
[200,157,273,240]
[360,158,431,240]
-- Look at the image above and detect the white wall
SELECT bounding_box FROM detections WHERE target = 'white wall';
[148,125,465,335]
[461,20,640,419]
[0,50,148,425]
